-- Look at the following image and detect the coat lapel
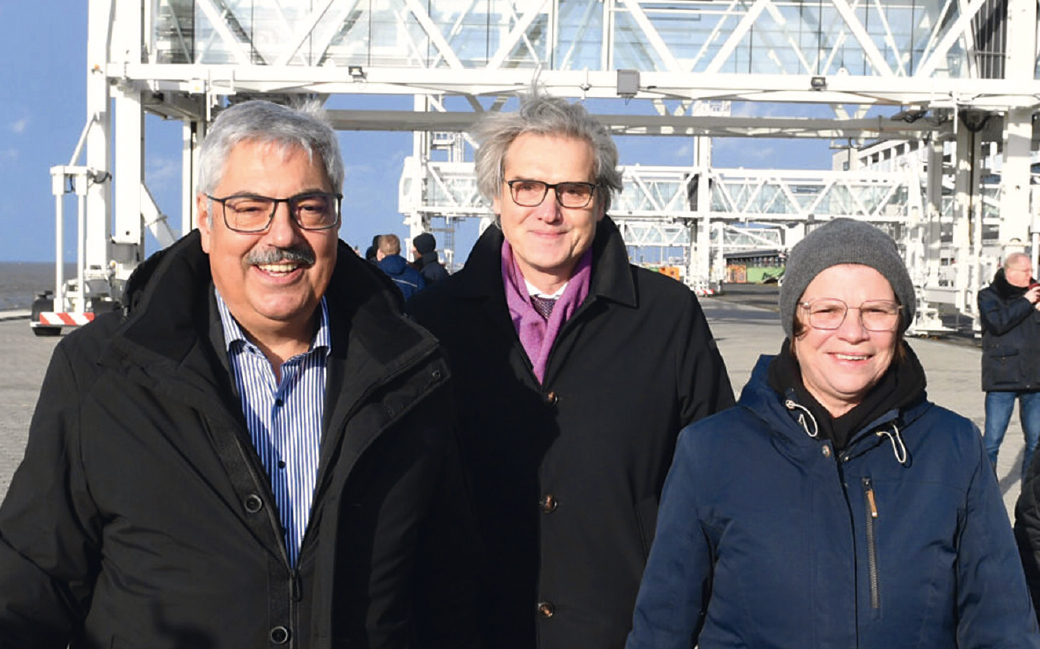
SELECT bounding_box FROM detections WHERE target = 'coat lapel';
[316,245,445,502]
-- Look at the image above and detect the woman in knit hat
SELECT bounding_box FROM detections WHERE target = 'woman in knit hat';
[626,218,1040,648]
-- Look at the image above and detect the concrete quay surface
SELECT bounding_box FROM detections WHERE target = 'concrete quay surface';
[0,295,1027,520]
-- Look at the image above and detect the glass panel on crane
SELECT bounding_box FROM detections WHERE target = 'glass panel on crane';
[154,0,195,64]
[489,0,550,68]
[429,1,498,67]
[321,2,371,67]
[145,0,981,81]
[557,0,603,71]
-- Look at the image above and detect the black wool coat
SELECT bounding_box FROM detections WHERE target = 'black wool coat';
[0,232,479,649]
[408,217,735,649]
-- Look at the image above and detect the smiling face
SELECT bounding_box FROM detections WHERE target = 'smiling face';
[791,264,899,417]
[492,133,604,294]
[197,139,339,346]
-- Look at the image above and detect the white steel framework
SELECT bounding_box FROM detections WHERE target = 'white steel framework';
[39,0,1040,334]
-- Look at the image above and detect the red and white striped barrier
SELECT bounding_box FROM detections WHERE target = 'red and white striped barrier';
[36,312,96,327]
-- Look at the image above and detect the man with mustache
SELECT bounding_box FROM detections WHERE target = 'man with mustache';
[0,100,479,649]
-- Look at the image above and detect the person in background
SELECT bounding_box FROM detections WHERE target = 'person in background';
[364,234,380,264]
[0,99,478,649]
[376,233,426,300]
[627,218,1039,649]
[411,232,450,286]
[408,89,734,649]
[978,252,1040,481]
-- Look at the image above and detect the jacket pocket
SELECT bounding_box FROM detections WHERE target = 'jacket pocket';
[986,350,1020,387]
[635,496,659,559]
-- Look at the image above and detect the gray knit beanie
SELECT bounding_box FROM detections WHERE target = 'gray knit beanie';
[780,218,916,336]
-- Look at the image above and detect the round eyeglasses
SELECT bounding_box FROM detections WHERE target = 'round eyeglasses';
[206,192,342,233]
[799,298,902,332]
[506,180,599,209]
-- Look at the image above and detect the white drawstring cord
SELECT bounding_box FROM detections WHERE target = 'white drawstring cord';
[784,399,819,438]
[875,424,909,465]
[785,399,908,465]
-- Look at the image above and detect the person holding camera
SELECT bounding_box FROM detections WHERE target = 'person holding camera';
[978,252,1040,482]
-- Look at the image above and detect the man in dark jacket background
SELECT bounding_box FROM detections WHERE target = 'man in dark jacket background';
[978,251,1040,482]
[0,100,478,649]
[411,232,450,286]
[377,233,426,300]
[409,90,735,649]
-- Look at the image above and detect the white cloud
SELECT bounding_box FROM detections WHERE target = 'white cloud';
[0,148,18,162]
[745,145,777,161]
[145,156,179,191]
[716,139,776,157]
[9,118,28,134]
[728,102,784,119]
[343,162,376,180]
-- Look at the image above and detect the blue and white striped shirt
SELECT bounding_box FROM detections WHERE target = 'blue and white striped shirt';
[216,290,330,567]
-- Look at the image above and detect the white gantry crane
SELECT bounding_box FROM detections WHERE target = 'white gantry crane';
[36,0,1040,337]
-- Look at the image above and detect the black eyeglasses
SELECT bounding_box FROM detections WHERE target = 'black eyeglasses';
[506,180,599,209]
[799,298,902,332]
[206,192,342,233]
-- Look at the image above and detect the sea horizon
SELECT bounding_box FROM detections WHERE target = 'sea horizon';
[0,262,77,311]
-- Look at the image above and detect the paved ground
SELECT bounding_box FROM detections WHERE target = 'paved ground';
[0,295,1028,518]
[0,317,60,497]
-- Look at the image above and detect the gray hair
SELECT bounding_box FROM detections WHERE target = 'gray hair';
[197,99,344,198]
[1004,252,1031,271]
[472,90,623,217]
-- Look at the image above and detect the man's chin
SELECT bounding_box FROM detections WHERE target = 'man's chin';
[247,296,320,324]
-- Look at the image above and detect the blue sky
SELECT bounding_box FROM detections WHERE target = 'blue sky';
[0,3,835,263]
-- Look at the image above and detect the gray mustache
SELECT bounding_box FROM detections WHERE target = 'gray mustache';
[247,246,316,266]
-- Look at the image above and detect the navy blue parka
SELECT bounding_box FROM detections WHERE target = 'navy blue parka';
[628,354,1039,649]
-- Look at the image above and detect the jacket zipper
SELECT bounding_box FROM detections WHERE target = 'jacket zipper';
[862,476,881,610]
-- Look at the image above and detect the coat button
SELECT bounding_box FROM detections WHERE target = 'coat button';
[431,368,443,380]
[821,445,832,458]
[244,494,263,513]
[270,626,290,644]
[545,391,559,405]
[539,494,558,513]
[537,601,555,618]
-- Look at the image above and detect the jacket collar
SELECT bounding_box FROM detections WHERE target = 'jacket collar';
[992,267,1032,300]
[109,230,440,411]
[740,354,930,464]
[452,215,638,309]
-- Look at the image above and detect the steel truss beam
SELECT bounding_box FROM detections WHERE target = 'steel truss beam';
[319,108,954,140]
[406,160,994,226]
[140,0,1039,111]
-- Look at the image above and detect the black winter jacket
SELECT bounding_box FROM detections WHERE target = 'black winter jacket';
[415,253,449,287]
[978,268,1040,391]
[0,232,479,649]
[408,217,734,649]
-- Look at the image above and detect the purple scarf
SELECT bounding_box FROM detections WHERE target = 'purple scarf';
[502,240,592,383]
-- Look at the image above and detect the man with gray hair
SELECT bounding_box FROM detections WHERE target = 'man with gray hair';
[978,251,1040,481]
[409,91,734,649]
[0,100,478,648]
